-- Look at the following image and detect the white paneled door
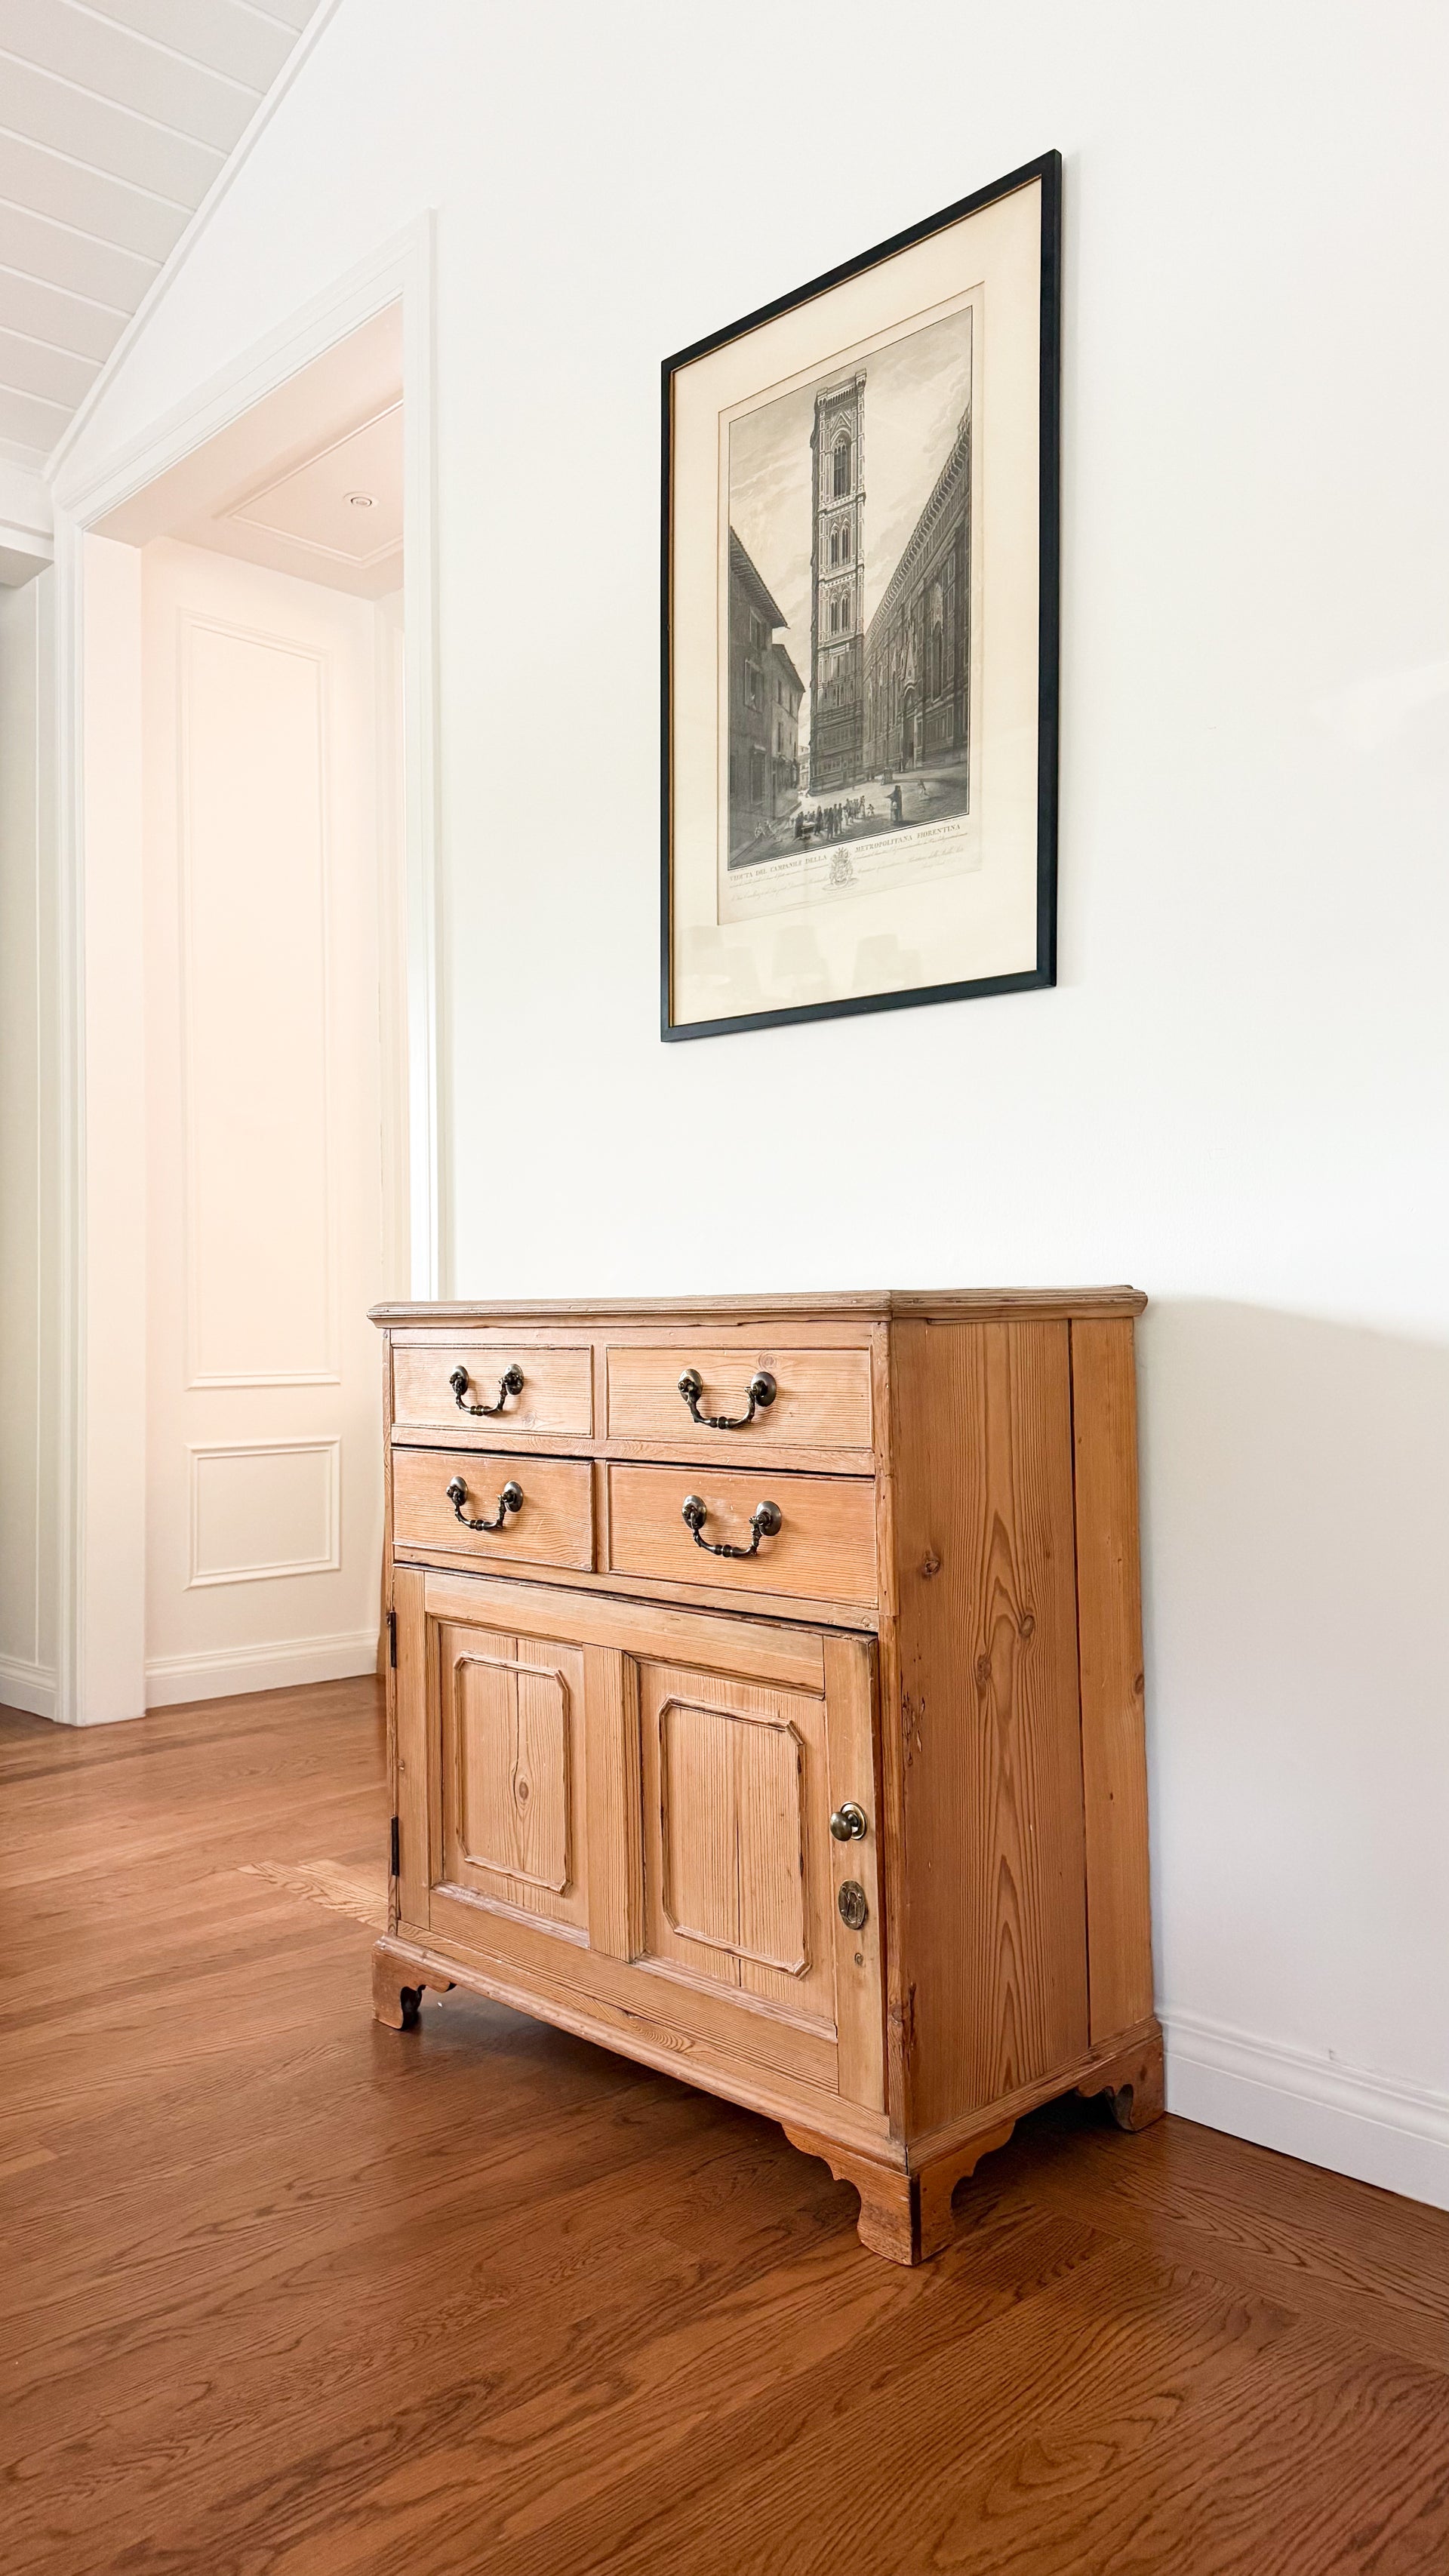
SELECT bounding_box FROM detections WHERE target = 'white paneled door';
[143,539,396,1703]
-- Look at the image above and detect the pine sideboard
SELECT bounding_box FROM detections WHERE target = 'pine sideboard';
[371,1290,1161,2264]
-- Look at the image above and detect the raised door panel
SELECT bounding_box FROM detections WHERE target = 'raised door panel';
[638,1660,838,2035]
[660,1694,807,1971]
[438,1623,587,1933]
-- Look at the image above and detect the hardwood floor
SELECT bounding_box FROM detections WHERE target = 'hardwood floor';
[4,1683,1448,2575]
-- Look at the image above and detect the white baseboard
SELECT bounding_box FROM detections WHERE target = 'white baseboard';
[1164,2009,1449,2214]
[0,1653,57,1719]
[144,1627,379,1707]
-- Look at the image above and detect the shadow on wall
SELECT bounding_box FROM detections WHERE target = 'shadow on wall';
[1135,1300,1449,2119]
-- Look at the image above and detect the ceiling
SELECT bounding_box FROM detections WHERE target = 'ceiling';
[96,296,403,597]
[0,0,330,471]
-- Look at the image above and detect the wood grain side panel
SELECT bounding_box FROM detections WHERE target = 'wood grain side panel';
[892,1319,1089,2134]
[871,1322,911,2138]
[1071,1316,1155,2042]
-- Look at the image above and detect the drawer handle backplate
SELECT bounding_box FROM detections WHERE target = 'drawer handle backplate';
[445,1475,523,1532]
[681,1494,782,1559]
[450,1362,524,1417]
[677,1367,777,1431]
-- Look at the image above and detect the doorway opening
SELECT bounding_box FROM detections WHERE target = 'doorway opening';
[94,305,407,1710]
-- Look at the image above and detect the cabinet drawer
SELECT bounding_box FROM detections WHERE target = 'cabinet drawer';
[607,1463,876,1605]
[393,1448,593,1571]
[392,1342,592,1438]
[606,1344,872,1453]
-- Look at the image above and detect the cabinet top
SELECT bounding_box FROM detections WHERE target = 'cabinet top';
[369,1286,1147,1327]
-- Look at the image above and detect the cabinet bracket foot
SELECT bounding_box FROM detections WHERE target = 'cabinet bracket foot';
[373,1935,454,2031]
[782,2117,1017,2265]
[1075,2019,1165,2132]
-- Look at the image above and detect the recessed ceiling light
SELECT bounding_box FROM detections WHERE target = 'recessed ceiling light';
[345,491,375,509]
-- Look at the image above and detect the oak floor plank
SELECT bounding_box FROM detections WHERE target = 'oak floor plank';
[973,2102,1449,2372]
[5,1684,1449,2576]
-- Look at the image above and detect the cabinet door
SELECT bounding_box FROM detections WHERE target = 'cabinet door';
[635,1631,883,2109]
[393,1566,627,1969]
[638,1662,835,2022]
[392,1571,883,2110]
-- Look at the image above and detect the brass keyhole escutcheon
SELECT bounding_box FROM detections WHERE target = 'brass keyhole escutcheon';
[838,1881,869,1932]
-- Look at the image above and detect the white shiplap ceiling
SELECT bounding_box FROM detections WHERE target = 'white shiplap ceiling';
[0,0,330,470]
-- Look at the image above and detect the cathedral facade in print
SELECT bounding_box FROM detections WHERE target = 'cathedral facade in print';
[723,295,977,917]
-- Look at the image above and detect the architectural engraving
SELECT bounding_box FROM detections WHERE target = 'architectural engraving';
[863,411,969,777]
[808,373,866,792]
[723,297,977,918]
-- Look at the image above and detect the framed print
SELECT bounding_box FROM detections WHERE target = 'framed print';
[661,149,1060,1041]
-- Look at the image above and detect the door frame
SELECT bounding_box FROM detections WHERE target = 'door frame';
[47,217,442,1725]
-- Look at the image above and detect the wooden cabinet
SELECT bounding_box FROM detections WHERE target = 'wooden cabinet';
[373,1291,1161,2264]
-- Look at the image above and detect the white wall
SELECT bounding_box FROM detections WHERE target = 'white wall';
[0,575,58,1716]
[52,4,1449,2202]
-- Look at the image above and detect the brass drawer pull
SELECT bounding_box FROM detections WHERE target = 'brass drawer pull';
[829,1802,868,1842]
[681,1494,782,1559]
[450,1362,524,1417]
[445,1475,523,1532]
[677,1367,777,1430]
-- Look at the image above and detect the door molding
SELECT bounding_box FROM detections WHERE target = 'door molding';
[48,217,442,1724]
[186,1438,343,1589]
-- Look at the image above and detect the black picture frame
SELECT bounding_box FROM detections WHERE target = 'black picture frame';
[660,148,1061,1043]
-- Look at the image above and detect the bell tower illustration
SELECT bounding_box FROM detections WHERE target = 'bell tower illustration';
[808,371,866,792]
